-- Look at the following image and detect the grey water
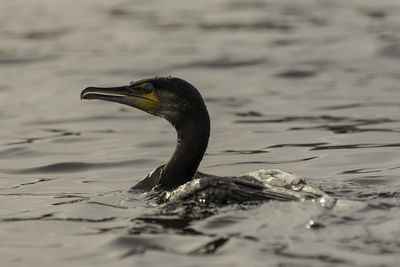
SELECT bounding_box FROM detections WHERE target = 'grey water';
[1,0,400,266]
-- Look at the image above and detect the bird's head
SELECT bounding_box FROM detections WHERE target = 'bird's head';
[81,77,208,127]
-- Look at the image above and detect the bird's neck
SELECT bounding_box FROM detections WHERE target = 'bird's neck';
[160,111,210,188]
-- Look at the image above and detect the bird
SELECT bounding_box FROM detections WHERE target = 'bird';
[81,77,332,205]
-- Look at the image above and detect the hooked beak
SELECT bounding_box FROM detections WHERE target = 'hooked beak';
[81,86,131,103]
[80,85,159,114]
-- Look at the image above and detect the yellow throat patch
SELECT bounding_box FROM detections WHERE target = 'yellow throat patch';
[138,91,159,113]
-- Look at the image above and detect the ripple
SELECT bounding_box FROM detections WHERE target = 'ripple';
[1,159,149,174]
[2,213,53,222]
[199,21,293,31]
[3,130,80,146]
[204,96,251,107]
[129,216,197,235]
[270,38,302,47]
[222,149,269,155]
[22,28,70,40]
[318,102,400,111]
[234,115,349,124]
[361,9,387,20]
[276,70,318,79]
[235,115,399,135]
[28,115,132,125]
[311,143,400,150]
[174,58,267,69]
[208,156,317,167]
[11,178,57,189]
[190,237,229,255]
[267,142,329,149]
[275,251,347,264]
[0,147,39,158]
[0,55,58,65]
[112,234,214,256]
[3,214,116,223]
[360,202,398,211]
[379,43,400,59]
[225,1,268,10]
[289,125,399,134]
[235,111,263,117]
[340,169,383,175]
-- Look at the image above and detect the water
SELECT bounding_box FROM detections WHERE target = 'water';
[1,0,400,266]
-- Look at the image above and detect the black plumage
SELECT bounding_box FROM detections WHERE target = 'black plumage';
[81,77,332,205]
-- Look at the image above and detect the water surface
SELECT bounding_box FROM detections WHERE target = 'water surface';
[1,0,400,266]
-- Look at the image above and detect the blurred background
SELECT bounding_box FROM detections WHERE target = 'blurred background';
[1,0,400,266]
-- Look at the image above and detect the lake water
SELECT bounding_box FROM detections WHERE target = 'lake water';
[1,0,400,266]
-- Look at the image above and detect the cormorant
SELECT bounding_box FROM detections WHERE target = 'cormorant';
[81,77,332,205]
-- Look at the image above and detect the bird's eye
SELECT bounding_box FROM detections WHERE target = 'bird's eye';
[143,84,153,94]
